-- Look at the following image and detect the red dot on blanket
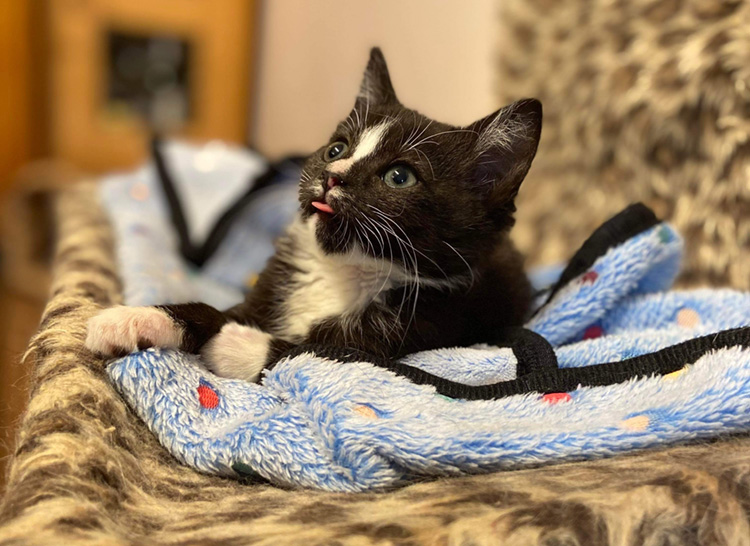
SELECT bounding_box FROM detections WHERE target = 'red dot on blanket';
[583,325,604,339]
[582,271,599,284]
[197,382,220,409]
[543,392,571,404]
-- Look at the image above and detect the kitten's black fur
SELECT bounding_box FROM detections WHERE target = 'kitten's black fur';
[88,48,541,380]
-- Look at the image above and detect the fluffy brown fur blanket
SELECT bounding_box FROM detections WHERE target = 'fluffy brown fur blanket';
[504,0,750,290]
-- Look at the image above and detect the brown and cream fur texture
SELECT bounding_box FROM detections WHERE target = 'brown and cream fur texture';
[5,0,750,542]
[503,0,750,290]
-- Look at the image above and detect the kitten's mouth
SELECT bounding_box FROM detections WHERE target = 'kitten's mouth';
[311,201,335,215]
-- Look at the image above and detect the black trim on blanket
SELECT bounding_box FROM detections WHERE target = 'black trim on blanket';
[492,327,559,376]
[198,157,305,266]
[152,138,198,265]
[151,137,305,268]
[539,203,660,309]
[270,327,559,376]
[277,327,750,400]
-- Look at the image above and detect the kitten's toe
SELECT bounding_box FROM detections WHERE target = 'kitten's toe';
[85,306,183,358]
[200,323,272,382]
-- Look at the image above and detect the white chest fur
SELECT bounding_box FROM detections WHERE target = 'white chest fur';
[279,216,403,341]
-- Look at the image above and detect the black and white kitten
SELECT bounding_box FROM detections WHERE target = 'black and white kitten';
[85,48,541,382]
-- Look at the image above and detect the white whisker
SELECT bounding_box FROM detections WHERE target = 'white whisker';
[443,241,476,290]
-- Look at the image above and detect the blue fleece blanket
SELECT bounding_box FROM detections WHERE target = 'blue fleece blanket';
[107,214,750,491]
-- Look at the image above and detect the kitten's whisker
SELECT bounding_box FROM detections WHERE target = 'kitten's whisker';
[401,119,421,151]
[352,211,393,288]
[367,206,450,281]
[410,128,478,150]
[408,140,437,149]
[355,218,378,270]
[369,201,406,218]
[396,238,418,341]
[331,212,350,247]
[342,118,355,134]
[372,217,420,344]
[372,219,417,339]
[402,120,433,150]
[363,216,395,296]
[352,226,367,261]
[342,112,357,134]
[413,148,435,180]
[443,241,476,290]
[360,224,388,292]
[375,112,404,132]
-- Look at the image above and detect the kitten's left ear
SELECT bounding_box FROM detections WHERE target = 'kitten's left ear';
[468,98,542,213]
[355,47,398,107]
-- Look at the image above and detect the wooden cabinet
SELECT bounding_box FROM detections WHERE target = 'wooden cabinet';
[49,0,256,172]
[0,0,44,196]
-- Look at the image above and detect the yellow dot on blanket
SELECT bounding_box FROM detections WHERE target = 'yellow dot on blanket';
[663,367,687,380]
[245,274,259,288]
[130,182,150,201]
[619,415,650,431]
[353,405,378,419]
[676,308,700,328]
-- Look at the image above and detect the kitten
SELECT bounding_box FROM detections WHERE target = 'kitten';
[85,48,541,382]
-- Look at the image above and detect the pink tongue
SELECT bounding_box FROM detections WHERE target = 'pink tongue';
[312,201,334,214]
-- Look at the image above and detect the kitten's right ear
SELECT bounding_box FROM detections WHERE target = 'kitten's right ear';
[355,47,398,107]
[468,98,542,209]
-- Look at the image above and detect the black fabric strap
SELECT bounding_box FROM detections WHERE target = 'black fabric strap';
[280,327,750,400]
[275,327,558,378]
[151,138,200,265]
[539,203,660,308]
[152,137,305,268]
[490,327,558,376]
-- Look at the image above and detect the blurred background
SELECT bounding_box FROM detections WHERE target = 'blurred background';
[2,0,749,486]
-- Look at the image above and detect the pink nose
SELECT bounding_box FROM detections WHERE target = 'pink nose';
[327,175,342,189]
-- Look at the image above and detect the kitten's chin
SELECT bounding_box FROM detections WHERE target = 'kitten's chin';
[308,212,353,255]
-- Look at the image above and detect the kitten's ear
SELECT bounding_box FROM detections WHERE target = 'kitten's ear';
[355,47,398,106]
[468,98,542,213]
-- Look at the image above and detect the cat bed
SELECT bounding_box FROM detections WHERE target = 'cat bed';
[106,201,750,491]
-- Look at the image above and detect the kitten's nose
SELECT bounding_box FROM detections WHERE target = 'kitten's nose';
[326,174,343,189]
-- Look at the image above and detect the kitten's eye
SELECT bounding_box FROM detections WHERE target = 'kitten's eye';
[382,165,418,189]
[325,141,348,161]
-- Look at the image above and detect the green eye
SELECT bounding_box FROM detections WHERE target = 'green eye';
[383,165,418,189]
[325,141,348,161]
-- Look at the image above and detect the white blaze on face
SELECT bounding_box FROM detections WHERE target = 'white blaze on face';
[327,122,391,175]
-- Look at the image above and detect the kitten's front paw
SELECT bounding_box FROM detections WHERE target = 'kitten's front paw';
[201,323,271,382]
[85,306,183,358]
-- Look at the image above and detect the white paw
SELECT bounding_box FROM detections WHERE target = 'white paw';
[201,323,271,382]
[85,306,183,357]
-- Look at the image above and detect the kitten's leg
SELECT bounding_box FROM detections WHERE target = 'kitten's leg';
[85,302,292,382]
[85,302,227,357]
[200,323,293,382]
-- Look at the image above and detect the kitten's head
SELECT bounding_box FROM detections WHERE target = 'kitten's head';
[299,47,542,282]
